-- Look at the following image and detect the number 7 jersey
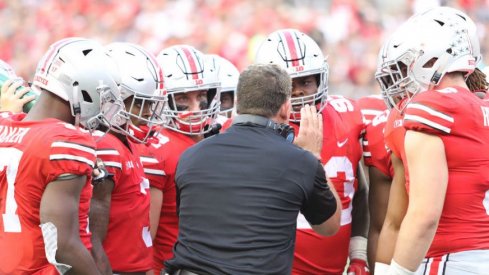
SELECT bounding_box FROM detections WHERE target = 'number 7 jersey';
[0,113,96,274]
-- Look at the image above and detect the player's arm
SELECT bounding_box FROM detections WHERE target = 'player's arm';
[307,161,341,236]
[347,163,370,274]
[40,175,102,275]
[391,130,447,272]
[89,177,115,275]
[367,166,391,273]
[375,153,407,266]
[150,187,163,240]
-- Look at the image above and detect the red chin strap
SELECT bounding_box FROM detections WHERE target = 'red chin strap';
[128,124,158,145]
[175,118,211,134]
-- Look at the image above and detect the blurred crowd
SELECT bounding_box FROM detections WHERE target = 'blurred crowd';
[1,0,489,99]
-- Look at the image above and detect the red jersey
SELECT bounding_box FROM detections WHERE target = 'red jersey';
[152,128,197,273]
[0,113,95,275]
[363,110,393,178]
[403,87,489,256]
[134,134,168,190]
[292,101,360,275]
[356,94,387,127]
[220,117,233,132]
[95,133,152,272]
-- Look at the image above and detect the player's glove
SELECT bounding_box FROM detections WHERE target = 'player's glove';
[348,236,369,275]
[347,259,370,275]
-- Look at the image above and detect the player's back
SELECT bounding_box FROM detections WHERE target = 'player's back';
[403,87,489,256]
[0,113,95,274]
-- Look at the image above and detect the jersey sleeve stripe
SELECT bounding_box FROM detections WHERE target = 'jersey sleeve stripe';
[96,149,120,156]
[144,168,166,176]
[103,161,122,169]
[363,151,372,157]
[362,140,368,146]
[407,103,454,122]
[404,114,451,134]
[50,154,94,167]
[140,156,158,164]
[51,141,96,155]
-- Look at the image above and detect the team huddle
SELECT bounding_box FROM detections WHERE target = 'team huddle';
[0,5,489,275]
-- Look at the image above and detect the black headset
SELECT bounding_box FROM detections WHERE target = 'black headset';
[232,114,295,143]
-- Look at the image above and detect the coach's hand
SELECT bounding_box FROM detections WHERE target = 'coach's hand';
[294,104,322,159]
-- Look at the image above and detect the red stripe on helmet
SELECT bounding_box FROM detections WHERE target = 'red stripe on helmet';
[283,31,299,67]
[146,50,165,90]
[181,46,199,80]
[40,38,79,74]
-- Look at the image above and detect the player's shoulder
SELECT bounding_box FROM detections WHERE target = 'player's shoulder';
[408,87,468,112]
[159,128,195,155]
[327,94,358,112]
[370,109,390,128]
[357,94,385,107]
[29,120,95,149]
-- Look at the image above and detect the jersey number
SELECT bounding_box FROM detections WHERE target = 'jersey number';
[0,148,23,232]
[324,156,355,226]
[329,97,354,113]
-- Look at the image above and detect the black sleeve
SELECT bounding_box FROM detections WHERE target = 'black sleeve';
[300,160,337,225]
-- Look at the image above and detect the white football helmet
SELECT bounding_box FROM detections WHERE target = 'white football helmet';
[156,45,221,135]
[376,7,479,111]
[106,42,168,143]
[207,54,239,117]
[255,29,328,122]
[32,37,124,131]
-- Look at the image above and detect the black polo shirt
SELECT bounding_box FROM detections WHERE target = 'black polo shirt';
[166,123,337,275]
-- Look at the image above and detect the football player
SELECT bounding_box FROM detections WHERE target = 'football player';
[0,38,123,274]
[151,45,221,274]
[375,7,489,273]
[255,29,370,275]
[89,42,167,274]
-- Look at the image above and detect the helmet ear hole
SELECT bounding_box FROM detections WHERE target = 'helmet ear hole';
[81,90,93,103]
[423,58,438,68]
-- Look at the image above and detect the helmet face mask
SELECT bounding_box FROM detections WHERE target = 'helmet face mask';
[86,84,126,131]
[255,29,328,122]
[32,38,124,132]
[376,49,422,111]
[105,42,168,143]
[157,45,221,135]
[376,6,479,111]
[165,87,220,135]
